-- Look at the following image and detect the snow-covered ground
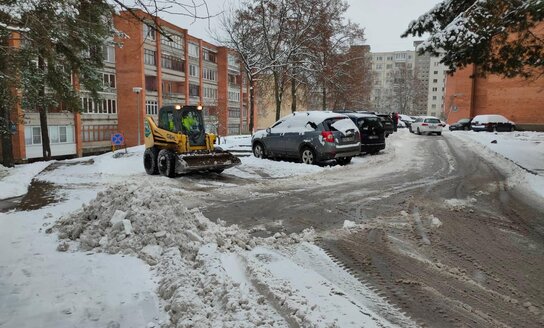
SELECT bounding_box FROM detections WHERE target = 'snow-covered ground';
[0,161,51,200]
[0,134,416,328]
[448,130,544,199]
[3,129,543,327]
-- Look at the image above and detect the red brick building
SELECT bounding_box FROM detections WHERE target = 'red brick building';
[444,65,544,131]
[444,24,544,131]
[3,10,253,163]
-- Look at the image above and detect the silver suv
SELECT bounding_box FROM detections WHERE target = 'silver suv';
[252,111,361,165]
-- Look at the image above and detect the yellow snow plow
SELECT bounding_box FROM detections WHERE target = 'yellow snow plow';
[143,105,240,177]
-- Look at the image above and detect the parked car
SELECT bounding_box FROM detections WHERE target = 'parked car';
[340,112,386,154]
[399,114,415,129]
[470,114,515,132]
[252,111,361,165]
[374,114,395,137]
[449,118,472,131]
[410,116,443,135]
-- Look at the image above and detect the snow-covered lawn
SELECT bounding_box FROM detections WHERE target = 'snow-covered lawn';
[0,161,51,200]
[448,130,544,198]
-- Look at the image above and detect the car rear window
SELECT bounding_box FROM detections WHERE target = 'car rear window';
[425,118,441,123]
[323,117,357,134]
[359,117,382,129]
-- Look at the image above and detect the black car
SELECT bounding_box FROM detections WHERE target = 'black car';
[375,114,394,137]
[449,118,472,131]
[340,112,386,154]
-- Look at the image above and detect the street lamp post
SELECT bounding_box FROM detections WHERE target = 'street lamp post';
[132,87,143,145]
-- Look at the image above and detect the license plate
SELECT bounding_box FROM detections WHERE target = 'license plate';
[369,136,378,139]
[430,124,437,128]
[342,137,354,142]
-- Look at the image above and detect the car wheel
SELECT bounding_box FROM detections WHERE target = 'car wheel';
[464,126,469,131]
[409,127,414,133]
[510,126,515,132]
[437,132,442,136]
[300,146,316,165]
[417,128,422,135]
[143,147,159,175]
[252,142,266,159]
[158,149,176,178]
[337,157,352,166]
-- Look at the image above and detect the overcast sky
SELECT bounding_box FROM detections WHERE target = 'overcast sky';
[159,0,443,52]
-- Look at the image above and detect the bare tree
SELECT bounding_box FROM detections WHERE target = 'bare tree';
[303,0,365,110]
[220,7,269,133]
[383,64,427,115]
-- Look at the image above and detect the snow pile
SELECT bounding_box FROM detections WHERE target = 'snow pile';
[0,161,51,200]
[444,197,476,211]
[54,182,316,327]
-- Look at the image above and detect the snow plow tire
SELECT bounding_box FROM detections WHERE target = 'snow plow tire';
[158,149,176,178]
[143,147,160,175]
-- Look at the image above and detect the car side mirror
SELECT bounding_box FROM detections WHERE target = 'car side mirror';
[266,128,271,134]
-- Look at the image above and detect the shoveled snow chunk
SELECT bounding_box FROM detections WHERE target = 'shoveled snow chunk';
[140,245,163,265]
[99,236,108,247]
[430,215,443,228]
[185,229,203,242]
[343,220,357,229]
[110,210,127,226]
[122,219,132,235]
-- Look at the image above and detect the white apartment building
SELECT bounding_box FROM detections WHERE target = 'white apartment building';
[370,50,416,113]
[427,54,449,118]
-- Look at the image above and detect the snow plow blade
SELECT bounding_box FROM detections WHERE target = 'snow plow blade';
[175,150,241,173]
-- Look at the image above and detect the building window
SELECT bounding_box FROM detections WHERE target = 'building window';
[203,68,217,81]
[189,84,200,97]
[146,100,158,115]
[434,70,438,74]
[161,53,184,72]
[32,127,41,144]
[204,87,217,99]
[228,54,237,67]
[394,53,407,60]
[25,126,74,145]
[228,90,240,102]
[102,45,115,63]
[386,64,392,69]
[143,24,156,41]
[103,73,116,88]
[432,96,437,100]
[144,49,156,66]
[189,64,199,77]
[375,64,383,70]
[432,87,438,92]
[431,104,436,109]
[203,50,216,63]
[188,43,199,58]
[386,56,393,61]
[433,79,438,83]
[228,108,240,118]
[161,34,182,49]
[228,124,240,135]
[80,97,117,114]
[82,125,117,142]
[375,56,383,61]
[145,75,158,92]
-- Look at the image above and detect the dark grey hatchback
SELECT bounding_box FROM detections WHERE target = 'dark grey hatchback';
[252,111,361,165]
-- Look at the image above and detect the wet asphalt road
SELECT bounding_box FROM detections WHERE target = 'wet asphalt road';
[202,132,544,327]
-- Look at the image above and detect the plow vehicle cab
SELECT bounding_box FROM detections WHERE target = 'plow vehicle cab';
[143,105,240,177]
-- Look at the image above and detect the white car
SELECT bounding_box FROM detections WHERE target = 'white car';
[410,116,443,135]
[471,114,515,132]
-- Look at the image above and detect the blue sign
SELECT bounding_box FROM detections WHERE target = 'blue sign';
[111,133,125,145]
